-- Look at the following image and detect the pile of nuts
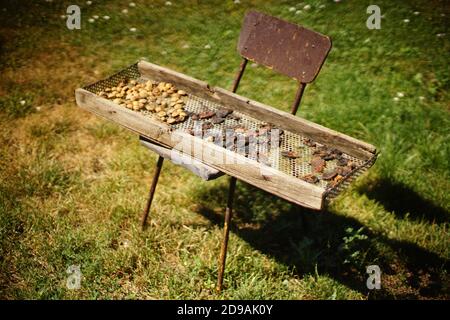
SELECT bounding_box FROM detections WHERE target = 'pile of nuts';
[98,79,188,124]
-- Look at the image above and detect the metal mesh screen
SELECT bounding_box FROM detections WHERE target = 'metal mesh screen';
[83,63,376,202]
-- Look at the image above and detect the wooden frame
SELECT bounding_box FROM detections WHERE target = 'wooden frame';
[75,60,376,210]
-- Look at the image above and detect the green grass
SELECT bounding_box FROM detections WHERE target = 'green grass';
[0,0,449,299]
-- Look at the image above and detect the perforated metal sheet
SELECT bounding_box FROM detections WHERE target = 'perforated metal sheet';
[83,63,376,203]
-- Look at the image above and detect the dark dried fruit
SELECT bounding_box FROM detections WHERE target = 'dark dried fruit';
[337,157,349,166]
[322,170,338,180]
[301,174,319,184]
[216,108,233,118]
[313,149,328,157]
[199,111,215,120]
[323,154,336,161]
[304,138,316,147]
[211,116,225,124]
[336,166,352,176]
[311,156,326,173]
[330,148,343,156]
[281,151,300,159]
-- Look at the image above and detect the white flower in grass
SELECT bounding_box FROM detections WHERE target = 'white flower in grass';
[234,0,241,4]
[303,4,311,10]
[295,10,302,15]
[93,15,99,19]
[165,1,172,5]
[403,19,410,23]
[103,15,110,20]
[60,15,66,19]
[436,33,445,37]
[393,97,400,102]
[204,44,211,49]
[36,106,41,111]
[289,7,296,12]
[129,2,136,7]
[319,4,326,9]
[86,1,92,5]
[413,11,420,15]
[130,27,137,32]
[122,9,128,14]
[419,96,425,101]
[396,92,405,98]
[88,18,95,23]
[182,44,190,49]
[20,100,26,106]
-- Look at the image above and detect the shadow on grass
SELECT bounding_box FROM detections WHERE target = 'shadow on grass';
[356,178,449,225]
[192,180,449,299]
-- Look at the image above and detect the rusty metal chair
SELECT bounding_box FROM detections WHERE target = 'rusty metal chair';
[140,10,331,292]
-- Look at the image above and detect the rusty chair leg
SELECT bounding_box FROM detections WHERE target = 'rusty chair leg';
[216,176,237,292]
[141,155,164,230]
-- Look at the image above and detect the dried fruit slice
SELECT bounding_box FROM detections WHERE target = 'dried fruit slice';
[304,138,316,147]
[211,116,225,124]
[301,174,319,184]
[216,108,233,118]
[310,156,326,173]
[281,151,299,159]
[199,111,215,120]
[322,170,338,180]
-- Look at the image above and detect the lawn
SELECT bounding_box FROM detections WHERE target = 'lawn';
[0,0,448,299]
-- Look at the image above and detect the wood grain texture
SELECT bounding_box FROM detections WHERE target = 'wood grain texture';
[139,137,224,181]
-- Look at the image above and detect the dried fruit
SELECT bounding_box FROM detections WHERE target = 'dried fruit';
[281,151,299,159]
[212,116,225,124]
[336,166,352,176]
[311,156,326,173]
[337,157,349,166]
[304,138,316,147]
[301,174,319,184]
[199,111,215,120]
[216,108,233,118]
[322,170,337,180]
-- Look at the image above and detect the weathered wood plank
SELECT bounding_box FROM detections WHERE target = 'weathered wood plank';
[139,136,224,181]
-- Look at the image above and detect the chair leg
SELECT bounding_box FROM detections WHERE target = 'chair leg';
[216,176,237,292]
[141,155,164,230]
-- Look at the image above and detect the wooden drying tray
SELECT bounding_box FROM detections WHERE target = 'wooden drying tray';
[75,60,377,210]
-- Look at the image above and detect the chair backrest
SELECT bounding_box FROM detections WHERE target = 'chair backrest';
[237,10,332,83]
